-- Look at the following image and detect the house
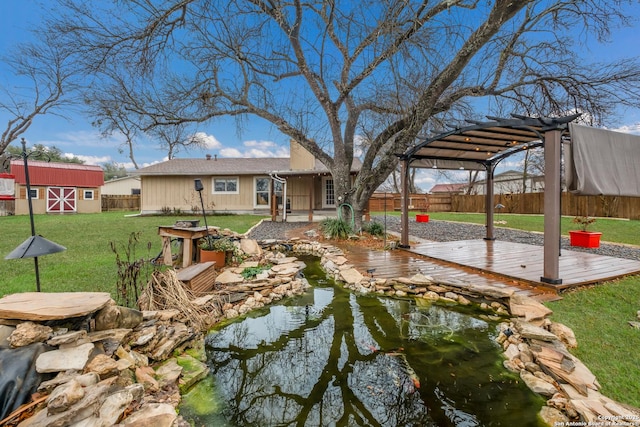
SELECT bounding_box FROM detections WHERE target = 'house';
[470,170,544,195]
[133,140,361,216]
[9,160,104,215]
[101,176,141,195]
[429,183,468,194]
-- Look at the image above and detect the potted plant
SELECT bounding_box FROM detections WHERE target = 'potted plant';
[199,236,235,266]
[569,216,602,248]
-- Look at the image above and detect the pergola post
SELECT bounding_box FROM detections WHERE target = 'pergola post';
[541,129,563,285]
[400,158,410,248]
[484,164,496,240]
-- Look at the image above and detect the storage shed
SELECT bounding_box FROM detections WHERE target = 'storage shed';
[9,160,104,215]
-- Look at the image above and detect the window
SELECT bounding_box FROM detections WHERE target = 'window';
[323,177,335,207]
[28,188,39,199]
[83,190,95,200]
[255,177,270,207]
[212,177,238,194]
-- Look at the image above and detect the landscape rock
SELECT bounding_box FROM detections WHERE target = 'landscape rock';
[85,354,120,379]
[538,406,570,426]
[0,324,15,349]
[47,330,89,348]
[120,403,177,427]
[509,294,553,322]
[549,322,578,348]
[215,270,245,285]
[95,304,143,331]
[46,379,85,414]
[9,322,52,347]
[240,238,262,256]
[339,268,364,285]
[514,321,558,342]
[520,370,557,397]
[36,342,95,373]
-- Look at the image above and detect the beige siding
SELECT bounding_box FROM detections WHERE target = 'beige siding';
[141,175,259,213]
[286,176,314,210]
[14,184,101,215]
[289,140,315,170]
[101,177,141,195]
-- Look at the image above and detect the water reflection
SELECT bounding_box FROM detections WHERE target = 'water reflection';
[196,258,544,426]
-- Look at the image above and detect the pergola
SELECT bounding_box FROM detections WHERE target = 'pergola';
[398,114,581,285]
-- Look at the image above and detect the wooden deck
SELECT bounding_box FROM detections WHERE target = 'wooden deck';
[336,242,559,301]
[408,240,640,290]
[336,240,640,300]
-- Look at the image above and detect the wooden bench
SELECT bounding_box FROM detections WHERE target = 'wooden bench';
[176,262,216,294]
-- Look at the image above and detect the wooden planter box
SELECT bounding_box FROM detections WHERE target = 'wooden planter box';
[176,261,216,294]
[569,231,602,248]
[416,214,429,223]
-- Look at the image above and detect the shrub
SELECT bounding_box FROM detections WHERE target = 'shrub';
[362,221,384,237]
[572,216,596,231]
[241,264,272,280]
[320,218,353,239]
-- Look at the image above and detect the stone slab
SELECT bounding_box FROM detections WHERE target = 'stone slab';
[0,292,112,321]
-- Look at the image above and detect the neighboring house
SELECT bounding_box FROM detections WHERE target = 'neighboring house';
[471,170,544,195]
[102,176,141,195]
[9,160,104,215]
[133,140,361,215]
[429,183,468,194]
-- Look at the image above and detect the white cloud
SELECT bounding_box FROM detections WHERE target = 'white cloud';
[218,140,288,158]
[244,139,276,148]
[220,148,243,157]
[192,132,222,149]
[66,153,111,165]
[611,123,640,135]
[38,130,123,149]
[139,158,166,168]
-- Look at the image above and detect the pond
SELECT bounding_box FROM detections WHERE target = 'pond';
[181,256,546,426]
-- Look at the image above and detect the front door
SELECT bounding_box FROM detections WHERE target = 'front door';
[47,187,76,213]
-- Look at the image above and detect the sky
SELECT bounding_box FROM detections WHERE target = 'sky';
[2,1,640,192]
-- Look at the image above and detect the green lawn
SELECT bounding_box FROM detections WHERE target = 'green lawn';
[0,212,266,297]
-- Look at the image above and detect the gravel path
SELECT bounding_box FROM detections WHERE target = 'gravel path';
[248,217,640,261]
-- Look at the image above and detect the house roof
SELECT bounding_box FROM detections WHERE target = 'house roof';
[134,157,362,176]
[10,160,104,187]
[429,183,467,193]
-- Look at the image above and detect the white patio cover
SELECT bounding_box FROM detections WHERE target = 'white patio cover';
[566,123,640,196]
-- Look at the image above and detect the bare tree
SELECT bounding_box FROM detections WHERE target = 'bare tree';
[47,0,640,227]
[0,33,77,156]
[148,123,208,159]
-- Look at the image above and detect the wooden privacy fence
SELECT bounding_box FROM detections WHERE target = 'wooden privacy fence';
[101,195,140,211]
[451,193,640,220]
[368,192,640,219]
[368,193,452,212]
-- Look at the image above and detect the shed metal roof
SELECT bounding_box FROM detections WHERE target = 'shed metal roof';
[10,160,104,187]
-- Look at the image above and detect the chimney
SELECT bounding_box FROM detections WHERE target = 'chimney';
[206,154,212,160]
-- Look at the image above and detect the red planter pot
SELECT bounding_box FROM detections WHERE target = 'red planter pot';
[416,214,429,223]
[569,231,602,248]
[199,249,226,267]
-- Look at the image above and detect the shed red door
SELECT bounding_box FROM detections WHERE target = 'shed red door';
[47,187,76,213]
